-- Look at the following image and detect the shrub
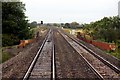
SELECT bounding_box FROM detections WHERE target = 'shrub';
[2,34,19,47]
[1,52,12,63]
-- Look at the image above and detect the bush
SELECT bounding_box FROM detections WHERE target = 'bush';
[1,52,12,63]
[2,34,19,47]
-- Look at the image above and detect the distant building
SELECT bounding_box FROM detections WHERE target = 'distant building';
[118,1,120,17]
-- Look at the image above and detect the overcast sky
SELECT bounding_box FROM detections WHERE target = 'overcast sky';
[21,0,120,23]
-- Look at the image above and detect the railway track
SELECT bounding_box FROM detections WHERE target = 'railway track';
[22,28,119,79]
[58,30,120,79]
[64,31,120,74]
[54,29,101,79]
[23,29,55,80]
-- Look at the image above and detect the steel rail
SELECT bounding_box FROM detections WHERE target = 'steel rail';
[58,30,104,79]
[51,30,56,80]
[63,30,120,74]
[23,30,51,80]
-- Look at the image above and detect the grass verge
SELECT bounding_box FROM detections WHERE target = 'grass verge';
[0,52,12,64]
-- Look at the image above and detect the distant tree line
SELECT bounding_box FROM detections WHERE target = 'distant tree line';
[2,2,33,46]
[62,22,82,29]
[29,21,37,28]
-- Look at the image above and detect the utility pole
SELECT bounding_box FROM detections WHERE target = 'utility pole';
[118,1,120,17]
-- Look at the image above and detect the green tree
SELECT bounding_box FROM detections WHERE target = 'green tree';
[64,23,70,28]
[30,21,37,28]
[70,22,79,29]
[83,16,120,43]
[2,2,32,46]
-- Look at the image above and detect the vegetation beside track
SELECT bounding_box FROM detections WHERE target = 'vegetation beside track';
[62,16,120,59]
[2,2,33,47]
